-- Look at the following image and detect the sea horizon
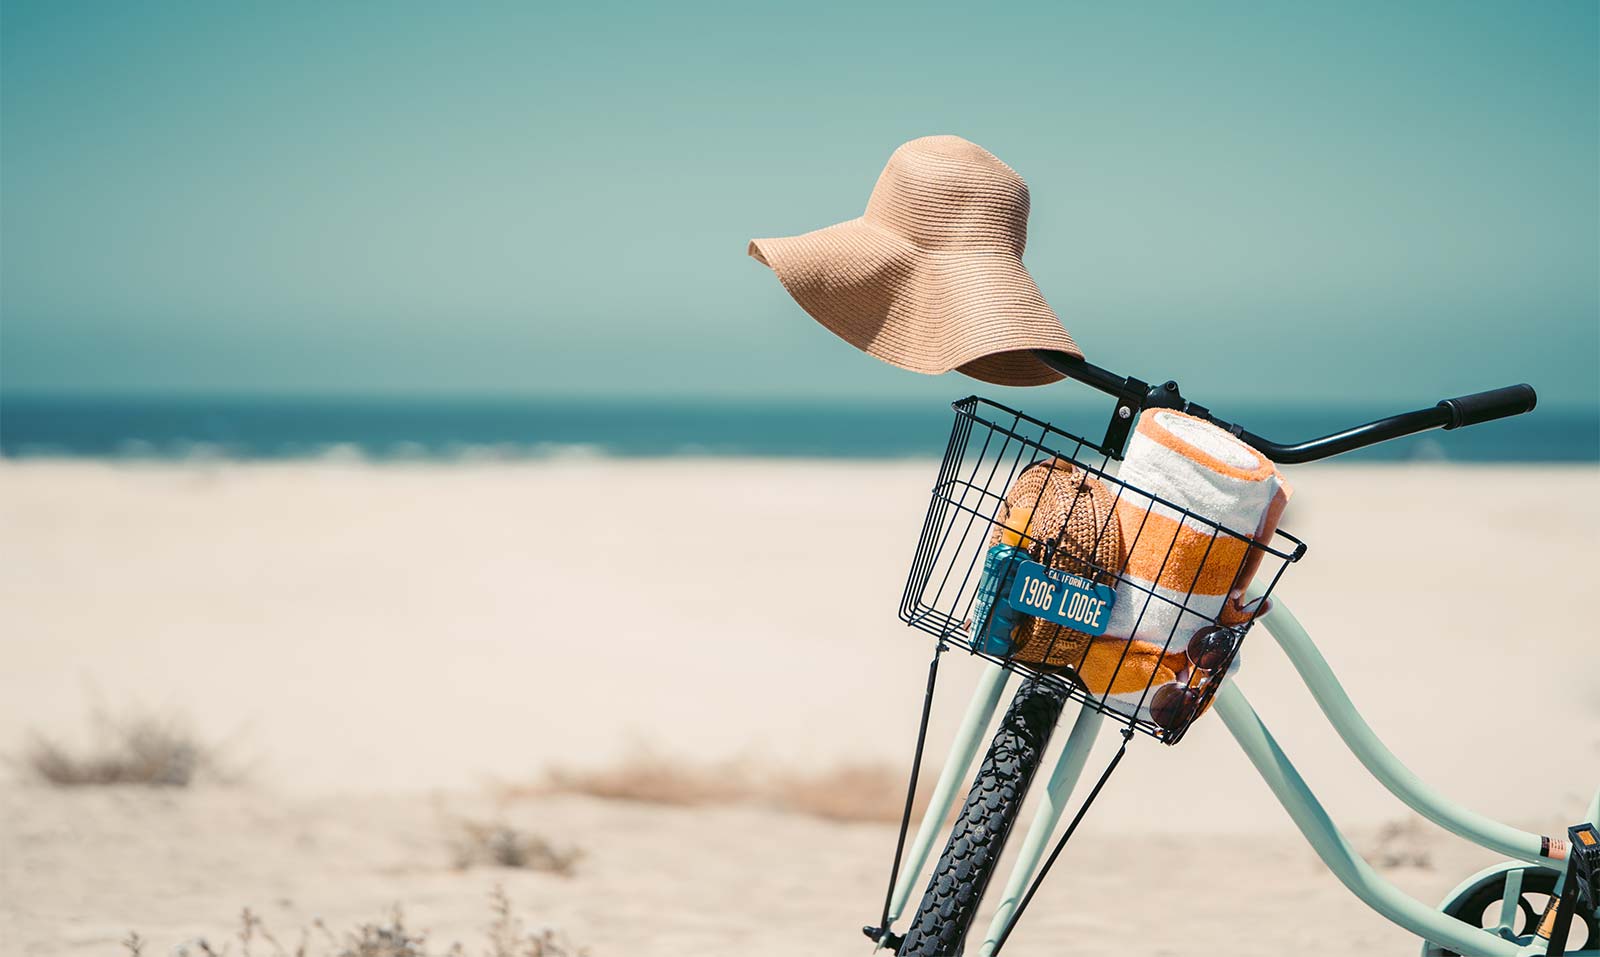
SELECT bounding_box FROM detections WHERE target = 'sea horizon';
[2,393,1595,463]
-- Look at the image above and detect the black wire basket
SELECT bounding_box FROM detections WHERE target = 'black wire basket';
[901,397,1306,745]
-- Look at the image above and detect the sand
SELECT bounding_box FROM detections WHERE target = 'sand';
[2,459,1597,955]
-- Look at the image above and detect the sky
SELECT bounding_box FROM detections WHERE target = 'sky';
[2,1,1596,407]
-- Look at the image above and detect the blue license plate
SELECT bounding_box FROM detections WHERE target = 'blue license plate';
[1004,560,1116,636]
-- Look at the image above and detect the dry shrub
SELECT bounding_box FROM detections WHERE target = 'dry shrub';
[448,819,581,875]
[542,747,753,806]
[485,886,586,957]
[146,890,585,957]
[1364,816,1434,870]
[771,761,925,823]
[326,908,433,957]
[538,747,933,823]
[23,708,215,787]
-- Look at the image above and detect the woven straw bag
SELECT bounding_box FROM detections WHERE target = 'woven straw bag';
[988,459,1125,668]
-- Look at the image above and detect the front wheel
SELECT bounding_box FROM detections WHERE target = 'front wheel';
[898,677,1069,956]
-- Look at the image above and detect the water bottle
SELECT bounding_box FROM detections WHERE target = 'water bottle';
[970,544,1026,655]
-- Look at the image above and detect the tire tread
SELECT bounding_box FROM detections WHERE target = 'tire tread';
[897,678,1068,957]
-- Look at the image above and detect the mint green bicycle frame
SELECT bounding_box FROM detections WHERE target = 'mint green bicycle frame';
[885,592,1600,957]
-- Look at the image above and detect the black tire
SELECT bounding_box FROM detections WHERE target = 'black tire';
[898,677,1069,957]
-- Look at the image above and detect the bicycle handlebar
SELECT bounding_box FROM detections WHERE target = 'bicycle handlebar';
[1032,351,1538,464]
[1436,383,1538,429]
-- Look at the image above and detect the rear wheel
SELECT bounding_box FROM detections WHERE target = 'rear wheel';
[898,677,1069,956]
[1423,864,1597,956]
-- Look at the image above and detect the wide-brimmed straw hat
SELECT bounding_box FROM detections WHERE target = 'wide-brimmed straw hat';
[749,135,1081,387]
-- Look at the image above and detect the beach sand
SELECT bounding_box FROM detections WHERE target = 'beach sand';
[2,459,1597,955]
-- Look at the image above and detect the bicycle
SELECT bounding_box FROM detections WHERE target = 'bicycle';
[858,351,1598,957]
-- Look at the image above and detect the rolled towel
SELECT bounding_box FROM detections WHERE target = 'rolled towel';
[1096,409,1291,727]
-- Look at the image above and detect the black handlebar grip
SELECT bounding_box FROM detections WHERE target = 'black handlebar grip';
[1437,384,1537,430]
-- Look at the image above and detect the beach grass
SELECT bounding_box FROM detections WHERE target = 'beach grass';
[537,747,932,823]
[446,818,582,875]
[124,888,585,957]
[20,707,217,788]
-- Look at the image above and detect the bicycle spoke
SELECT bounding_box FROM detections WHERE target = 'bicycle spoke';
[1494,867,1525,934]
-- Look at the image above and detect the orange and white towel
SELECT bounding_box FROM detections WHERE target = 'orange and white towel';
[1093,409,1290,723]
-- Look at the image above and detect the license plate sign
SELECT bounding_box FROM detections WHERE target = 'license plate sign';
[1004,560,1116,636]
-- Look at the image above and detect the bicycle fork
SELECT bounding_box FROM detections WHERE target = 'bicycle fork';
[876,665,1111,952]
[879,662,1013,934]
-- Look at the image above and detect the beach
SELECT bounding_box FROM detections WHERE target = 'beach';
[3,458,1597,955]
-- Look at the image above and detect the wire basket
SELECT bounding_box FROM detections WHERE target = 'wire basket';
[901,397,1306,745]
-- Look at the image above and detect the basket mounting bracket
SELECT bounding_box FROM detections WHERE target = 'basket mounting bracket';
[1099,376,1147,457]
[1098,375,1207,458]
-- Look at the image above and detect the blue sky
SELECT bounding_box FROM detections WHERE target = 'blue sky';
[2,1,1596,406]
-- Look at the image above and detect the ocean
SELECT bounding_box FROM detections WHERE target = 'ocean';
[1,395,1595,463]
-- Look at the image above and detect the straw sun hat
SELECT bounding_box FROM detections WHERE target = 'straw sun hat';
[748,135,1081,387]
